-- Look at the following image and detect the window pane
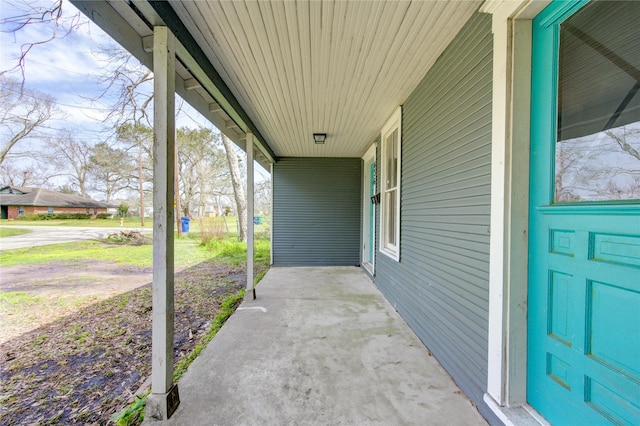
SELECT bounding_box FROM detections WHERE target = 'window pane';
[386,130,397,190]
[555,1,640,202]
[387,190,396,246]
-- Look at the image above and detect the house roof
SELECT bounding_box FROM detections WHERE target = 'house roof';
[70,0,482,161]
[0,186,115,209]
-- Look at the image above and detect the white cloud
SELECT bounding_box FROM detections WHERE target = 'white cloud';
[0,0,264,174]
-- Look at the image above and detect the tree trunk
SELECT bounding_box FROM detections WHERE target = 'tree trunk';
[222,134,247,242]
[138,143,145,226]
[175,134,182,237]
[78,177,88,198]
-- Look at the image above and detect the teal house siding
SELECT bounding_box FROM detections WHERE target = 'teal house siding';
[373,12,494,416]
[272,157,361,266]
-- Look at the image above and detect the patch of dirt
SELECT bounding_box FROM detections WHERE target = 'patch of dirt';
[0,260,267,425]
[0,261,155,344]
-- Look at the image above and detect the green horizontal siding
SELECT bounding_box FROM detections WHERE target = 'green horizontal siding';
[272,157,361,266]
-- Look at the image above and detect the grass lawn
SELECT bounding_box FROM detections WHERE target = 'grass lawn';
[0,233,270,425]
[0,228,31,238]
[0,231,269,269]
[0,237,205,268]
[0,215,269,235]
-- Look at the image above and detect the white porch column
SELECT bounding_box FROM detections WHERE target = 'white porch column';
[269,162,274,266]
[246,133,255,299]
[146,26,179,421]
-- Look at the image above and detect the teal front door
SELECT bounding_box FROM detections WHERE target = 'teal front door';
[528,1,640,424]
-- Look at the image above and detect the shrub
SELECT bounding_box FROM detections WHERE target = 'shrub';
[16,213,94,221]
[199,216,226,244]
[117,203,129,218]
[203,238,270,266]
[57,213,92,220]
[96,213,112,219]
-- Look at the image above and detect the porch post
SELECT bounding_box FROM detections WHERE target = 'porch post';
[246,133,255,299]
[146,26,180,421]
[269,162,274,266]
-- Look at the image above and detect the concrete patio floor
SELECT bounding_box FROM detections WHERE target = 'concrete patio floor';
[154,266,487,425]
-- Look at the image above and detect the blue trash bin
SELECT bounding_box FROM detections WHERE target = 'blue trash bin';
[181,217,190,233]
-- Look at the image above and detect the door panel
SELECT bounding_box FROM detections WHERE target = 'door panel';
[528,1,640,424]
[529,210,640,424]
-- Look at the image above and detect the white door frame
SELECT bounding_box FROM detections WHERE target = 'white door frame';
[362,144,377,274]
[481,1,551,424]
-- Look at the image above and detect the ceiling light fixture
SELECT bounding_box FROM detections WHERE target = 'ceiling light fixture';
[313,133,327,144]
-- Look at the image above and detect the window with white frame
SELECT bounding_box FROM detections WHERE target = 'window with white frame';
[380,107,401,261]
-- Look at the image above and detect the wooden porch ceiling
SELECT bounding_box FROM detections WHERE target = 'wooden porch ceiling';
[72,0,482,161]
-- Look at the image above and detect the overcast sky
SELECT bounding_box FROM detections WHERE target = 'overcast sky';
[1,0,117,142]
[1,0,268,179]
[1,0,216,138]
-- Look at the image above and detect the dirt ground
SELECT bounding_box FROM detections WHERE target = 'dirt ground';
[0,259,264,425]
[0,261,155,344]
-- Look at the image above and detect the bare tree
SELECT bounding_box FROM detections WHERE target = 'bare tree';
[116,123,153,224]
[88,42,156,225]
[56,183,80,195]
[254,177,272,215]
[222,134,248,241]
[556,124,640,201]
[0,77,59,164]
[176,127,232,218]
[90,141,136,203]
[0,162,52,187]
[45,131,92,197]
[0,1,86,84]
[94,44,154,127]
[607,128,640,162]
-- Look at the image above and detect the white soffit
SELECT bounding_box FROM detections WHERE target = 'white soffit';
[169,0,482,158]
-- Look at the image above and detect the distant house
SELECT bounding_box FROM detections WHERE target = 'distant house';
[0,186,114,219]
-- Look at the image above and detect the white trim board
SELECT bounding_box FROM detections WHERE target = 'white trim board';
[361,143,377,274]
[378,106,402,262]
[483,0,550,419]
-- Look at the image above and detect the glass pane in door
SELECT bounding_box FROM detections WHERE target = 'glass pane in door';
[555,1,640,202]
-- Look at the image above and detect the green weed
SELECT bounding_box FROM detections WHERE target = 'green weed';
[64,324,91,344]
[202,238,270,266]
[0,291,42,305]
[33,335,47,346]
[117,294,131,310]
[111,288,248,426]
